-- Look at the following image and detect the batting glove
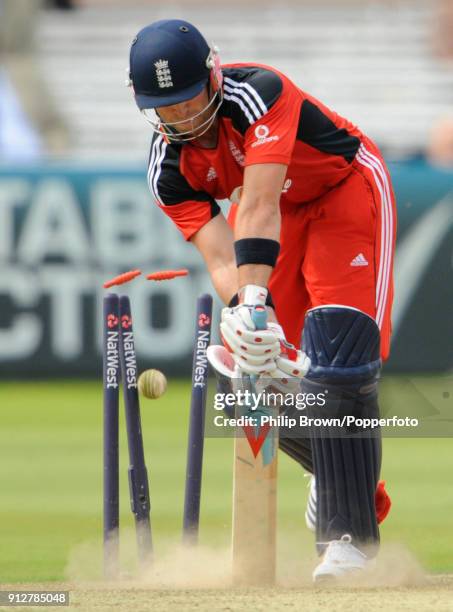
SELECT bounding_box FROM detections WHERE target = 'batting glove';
[220,285,311,379]
[220,285,280,375]
[266,321,311,383]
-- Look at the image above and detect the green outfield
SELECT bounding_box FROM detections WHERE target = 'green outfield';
[0,377,452,585]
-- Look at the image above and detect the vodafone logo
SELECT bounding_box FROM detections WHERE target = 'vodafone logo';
[254,124,270,139]
[251,124,279,148]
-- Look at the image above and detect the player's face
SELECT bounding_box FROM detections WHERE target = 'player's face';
[146,84,221,145]
[156,87,212,135]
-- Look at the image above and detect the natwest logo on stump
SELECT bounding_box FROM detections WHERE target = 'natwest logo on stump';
[107,314,119,329]
[198,313,211,327]
[121,314,132,329]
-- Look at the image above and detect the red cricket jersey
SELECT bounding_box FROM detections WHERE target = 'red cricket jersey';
[147,63,365,240]
[146,63,397,360]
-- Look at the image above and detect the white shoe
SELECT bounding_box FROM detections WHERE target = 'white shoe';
[312,534,369,582]
[304,475,316,532]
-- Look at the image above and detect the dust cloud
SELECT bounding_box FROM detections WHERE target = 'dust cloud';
[66,530,425,591]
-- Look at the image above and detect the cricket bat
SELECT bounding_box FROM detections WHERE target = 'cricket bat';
[232,306,278,586]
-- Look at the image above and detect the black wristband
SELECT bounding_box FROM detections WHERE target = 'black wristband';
[234,238,280,268]
[228,291,275,309]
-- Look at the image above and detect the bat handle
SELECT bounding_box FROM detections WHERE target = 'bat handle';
[251,305,267,331]
[251,305,268,380]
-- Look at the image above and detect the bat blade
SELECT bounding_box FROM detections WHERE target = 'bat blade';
[232,405,278,586]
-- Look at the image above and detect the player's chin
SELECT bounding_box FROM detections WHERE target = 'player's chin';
[191,123,208,138]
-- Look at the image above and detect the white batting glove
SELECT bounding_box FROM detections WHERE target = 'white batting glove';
[265,322,311,390]
[220,306,280,375]
[220,285,311,380]
[220,285,280,375]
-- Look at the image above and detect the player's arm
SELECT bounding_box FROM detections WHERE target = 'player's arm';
[226,69,301,294]
[219,163,310,378]
[234,162,287,289]
[219,71,309,377]
[190,213,238,304]
[191,162,287,307]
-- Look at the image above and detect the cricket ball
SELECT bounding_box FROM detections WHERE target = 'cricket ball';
[138,369,167,399]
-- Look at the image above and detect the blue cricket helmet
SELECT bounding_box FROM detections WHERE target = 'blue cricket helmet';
[129,19,211,109]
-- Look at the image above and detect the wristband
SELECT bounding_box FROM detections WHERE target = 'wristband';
[234,238,280,268]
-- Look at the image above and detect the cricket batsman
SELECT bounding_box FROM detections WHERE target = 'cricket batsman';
[128,19,395,581]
